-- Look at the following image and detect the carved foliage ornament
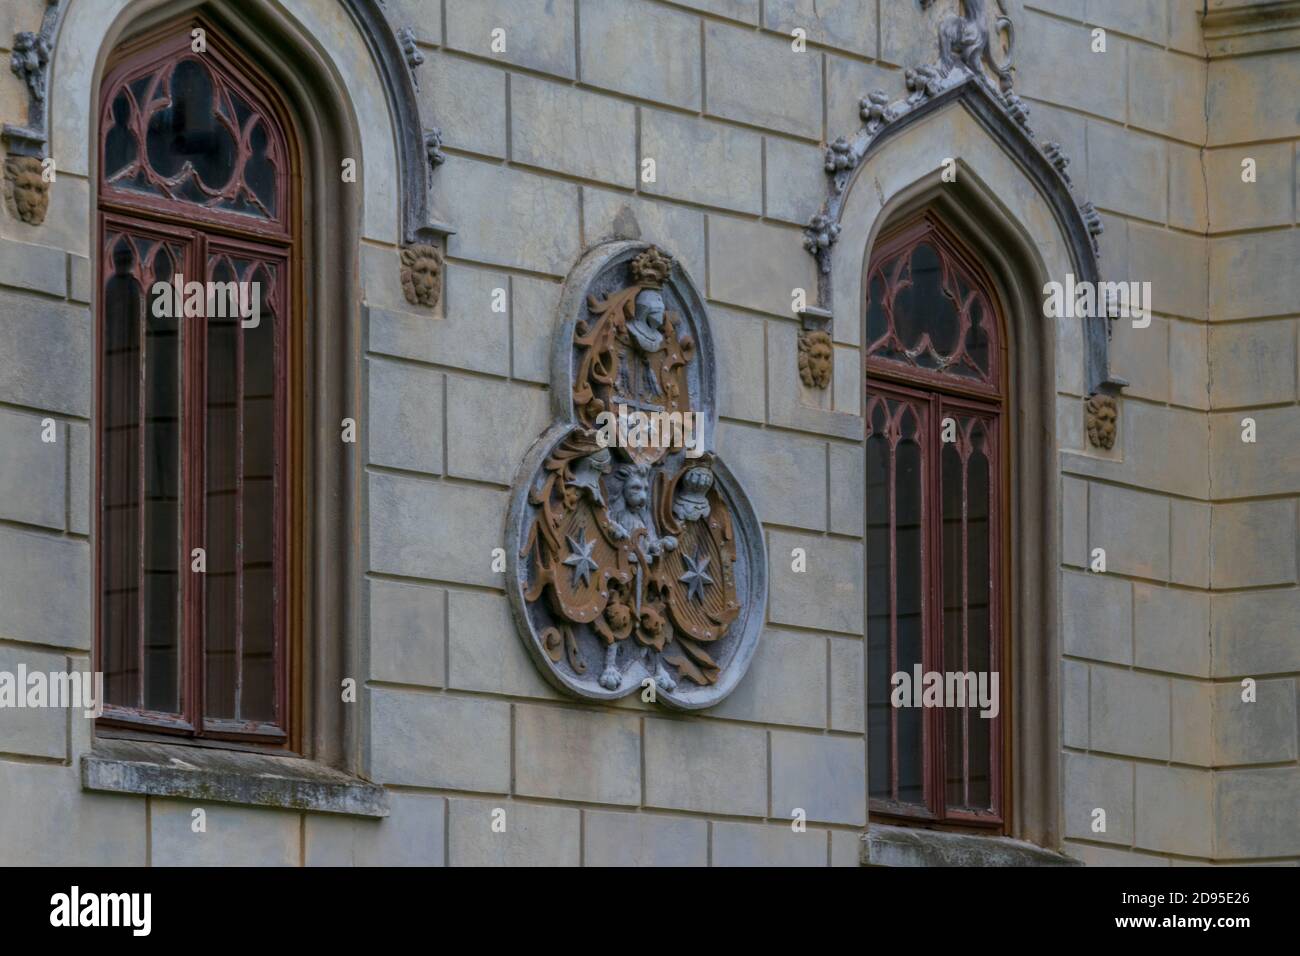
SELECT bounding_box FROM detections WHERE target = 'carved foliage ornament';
[400,243,443,309]
[507,242,767,708]
[4,154,49,224]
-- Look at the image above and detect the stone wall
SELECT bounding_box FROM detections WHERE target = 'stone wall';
[0,0,1295,866]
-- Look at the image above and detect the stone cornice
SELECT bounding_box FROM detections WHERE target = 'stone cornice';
[1203,0,1300,57]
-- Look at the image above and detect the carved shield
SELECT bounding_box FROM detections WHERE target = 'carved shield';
[507,242,767,710]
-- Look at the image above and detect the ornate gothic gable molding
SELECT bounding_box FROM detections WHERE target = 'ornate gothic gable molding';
[3,0,67,158]
[506,242,768,710]
[804,0,1123,395]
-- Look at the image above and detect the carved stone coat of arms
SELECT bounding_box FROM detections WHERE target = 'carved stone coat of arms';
[506,242,767,709]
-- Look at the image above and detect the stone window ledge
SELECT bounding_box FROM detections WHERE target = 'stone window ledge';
[862,823,1081,867]
[81,738,389,818]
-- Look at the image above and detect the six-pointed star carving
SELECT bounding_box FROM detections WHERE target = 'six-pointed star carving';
[678,548,715,603]
[563,527,599,588]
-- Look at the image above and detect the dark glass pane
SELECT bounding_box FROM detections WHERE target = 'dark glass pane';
[204,256,239,721]
[146,59,236,193]
[240,265,276,722]
[966,440,992,811]
[142,245,181,713]
[243,121,277,216]
[966,297,990,375]
[866,400,891,800]
[104,91,138,180]
[893,243,956,368]
[895,407,924,807]
[102,236,142,708]
[941,439,964,808]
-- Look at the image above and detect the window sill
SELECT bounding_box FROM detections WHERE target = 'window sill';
[81,738,389,818]
[861,824,1081,867]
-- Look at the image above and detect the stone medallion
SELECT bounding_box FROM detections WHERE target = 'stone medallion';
[506,241,767,710]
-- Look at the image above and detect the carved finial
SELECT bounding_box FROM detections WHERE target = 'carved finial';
[424,127,446,171]
[630,246,672,289]
[10,31,51,103]
[803,213,841,274]
[1043,140,1072,186]
[824,137,853,176]
[397,27,424,85]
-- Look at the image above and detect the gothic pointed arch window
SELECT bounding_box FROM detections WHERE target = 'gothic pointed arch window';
[96,18,299,747]
[866,212,1008,829]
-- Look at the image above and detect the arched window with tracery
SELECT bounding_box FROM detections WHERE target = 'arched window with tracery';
[96,19,298,747]
[865,212,1007,829]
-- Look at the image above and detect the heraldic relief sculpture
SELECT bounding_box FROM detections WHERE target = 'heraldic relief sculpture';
[507,242,767,709]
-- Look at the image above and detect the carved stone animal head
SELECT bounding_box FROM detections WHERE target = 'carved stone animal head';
[1085,394,1118,450]
[400,243,443,309]
[5,155,50,225]
[798,330,833,389]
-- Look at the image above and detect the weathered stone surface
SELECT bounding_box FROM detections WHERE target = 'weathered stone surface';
[579,0,702,109]
[764,0,875,57]
[1062,659,1090,751]
[368,473,508,587]
[703,23,822,139]
[82,738,388,816]
[0,761,145,865]
[1168,144,1208,234]
[640,109,762,214]
[1215,767,1300,858]
[509,274,562,384]
[1064,752,1134,844]
[717,422,826,530]
[1211,589,1300,676]
[710,306,766,424]
[437,160,580,276]
[867,823,1079,866]
[1206,144,1293,232]
[368,579,445,688]
[1135,764,1213,858]
[582,810,708,866]
[671,0,757,23]
[769,530,864,634]
[1209,320,1295,408]
[1210,230,1300,320]
[1090,666,1169,760]
[828,637,864,733]
[418,54,506,158]
[825,54,898,141]
[0,644,69,759]
[1170,678,1213,767]
[1017,13,1127,123]
[1210,499,1296,588]
[1090,0,1169,45]
[712,820,826,866]
[1061,476,1088,568]
[1061,569,1132,665]
[711,627,826,728]
[306,792,445,866]
[151,799,299,866]
[1168,321,1209,410]
[445,375,549,485]
[0,527,89,649]
[1170,499,1210,589]
[1065,842,1171,867]
[444,0,576,78]
[1208,50,1300,145]
[643,718,766,816]
[369,268,511,377]
[447,588,557,699]
[764,136,829,227]
[0,407,65,529]
[1110,315,1168,403]
[1133,584,1210,678]
[0,236,66,297]
[1086,122,1167,223]
[1088,483,1170,581]
[367,357,443,475]
[69,421,89,535]
[447,798,580,866]
[514,704,641,805]
[1214,679,1298,765]
[511,76,636,187]
[582,187,707,275]
[1128,42,1205,143]
[0,292,91,417]
[369,688,511,792]
[771,730,865,825]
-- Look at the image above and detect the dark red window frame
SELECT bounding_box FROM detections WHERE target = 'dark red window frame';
[94,18,300,749]
[865,213,1010,830]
